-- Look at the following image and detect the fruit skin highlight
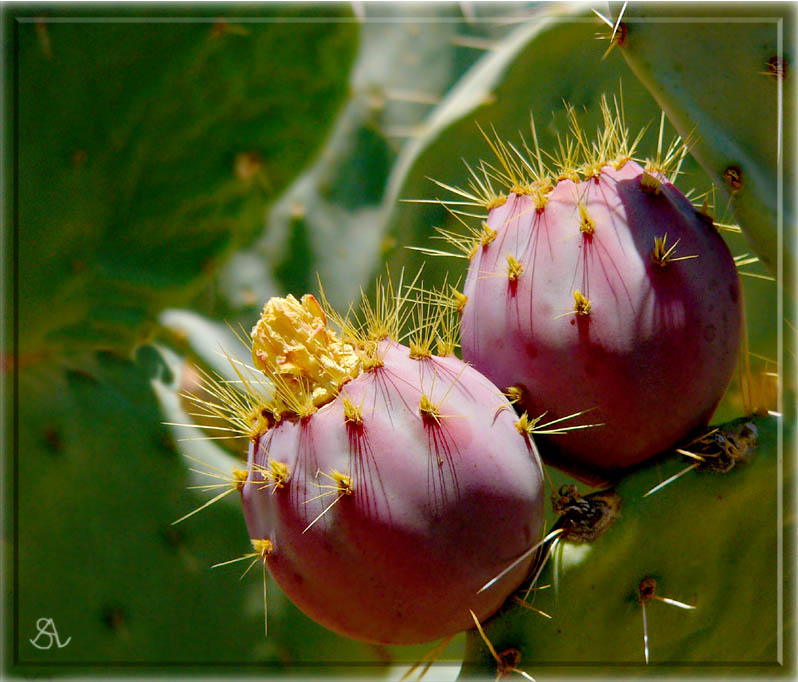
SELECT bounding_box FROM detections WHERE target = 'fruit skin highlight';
[459,156,742,476]
[240,291,545,645]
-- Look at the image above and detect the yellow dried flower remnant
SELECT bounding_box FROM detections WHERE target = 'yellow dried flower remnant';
[251,294,361,412]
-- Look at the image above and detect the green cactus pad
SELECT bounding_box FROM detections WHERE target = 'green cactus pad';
[207,3,534,324]
[15,350,262,667]
[611,3,794,288]
[15,7,357,357]
[460,415,787,677]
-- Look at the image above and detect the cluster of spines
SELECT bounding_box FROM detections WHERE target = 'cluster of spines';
[650,234,698,268]
[171,460,250,526]
[253,458,291,493]
[303,469,355,534]
[179,270,466,446]
[514,406,603,438]
[210,537,275,638]
[410,94,702,270]
[172,360,272,444]
[424,93,650,211]
[401,274,462,359]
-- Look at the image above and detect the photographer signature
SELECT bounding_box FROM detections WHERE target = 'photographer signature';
[29,618,71,650]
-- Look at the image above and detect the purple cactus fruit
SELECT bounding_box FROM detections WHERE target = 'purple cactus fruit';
[454,105,742,478]
[240,291,545,644]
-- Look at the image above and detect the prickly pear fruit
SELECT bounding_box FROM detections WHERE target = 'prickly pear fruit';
[238,288,545,644]
[455,100,743,477]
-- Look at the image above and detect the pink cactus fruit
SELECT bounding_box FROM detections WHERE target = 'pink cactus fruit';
[237,287,545,645]
[444,101,742,477]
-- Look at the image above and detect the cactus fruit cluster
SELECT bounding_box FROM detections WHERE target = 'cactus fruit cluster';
[164,8,786,674]
[12,3,785,677]
[228,286,545,644]
[179,90,760,662]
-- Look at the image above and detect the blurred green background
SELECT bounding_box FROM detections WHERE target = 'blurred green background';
[4,1,791,679]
